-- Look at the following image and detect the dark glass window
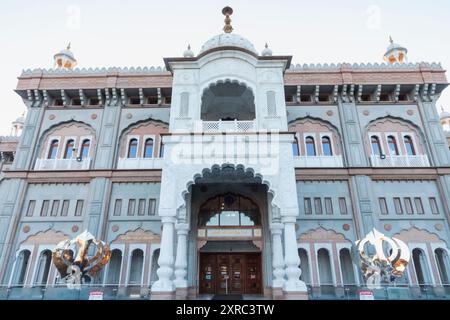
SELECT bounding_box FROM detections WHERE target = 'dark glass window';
[26,200,36,217]
[404,136,416,156]
[430,198,439,214]
[292,138,300,156]
[75,200,84,216]
[371,136,382,156]
[113,199,122,216]
[394,197,403,215]
[80,139,90,159]
[61,200,69,216]
[304,198,312,215]
[305,136,316,156]
[47,140,59,159]
[322,136,333,156]
[339,198,348,215]
[138,199,146,216]
[64,139,75,159]
[325,197,333,215]
[314,198,323,215]
[415,198,424,215]
[144,138,154,158]
[148,199,157,215]
[379,198,388,215]
[128,139,138,158]
[51,200,60,217]
[127,199,136,216]
[388,135,399,156]
[40,200,50,217]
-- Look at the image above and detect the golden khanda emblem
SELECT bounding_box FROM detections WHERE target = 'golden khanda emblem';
[355,229,410,288]
[52,230,111,289]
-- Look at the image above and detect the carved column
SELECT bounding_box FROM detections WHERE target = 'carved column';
[270,223,285,288]
[282,216,307,295]
[174,223,189,289]
[151,216,176,296]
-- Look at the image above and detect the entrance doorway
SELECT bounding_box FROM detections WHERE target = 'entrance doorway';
[199,253,262,295]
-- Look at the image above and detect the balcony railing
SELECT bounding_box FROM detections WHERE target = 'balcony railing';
[1,284,449,300]
[35,158,91,171]
[202,120,256,133]
[370,154,430,167]
[293,155,344,168]
[117,157,164,170]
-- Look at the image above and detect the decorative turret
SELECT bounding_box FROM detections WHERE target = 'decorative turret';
[10,112,25,137]
[183,44,195,58]
[54,43,77,69]
[261,43,273,56]
[440,106,450,132]
[383,36,408,64]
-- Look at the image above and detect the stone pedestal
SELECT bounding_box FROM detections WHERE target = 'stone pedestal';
[283,291,309,300]
[175,287,189,300]
[150,291,175,300]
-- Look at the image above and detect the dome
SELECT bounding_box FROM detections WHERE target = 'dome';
[261,43,273,56]
[199,33,258,55]
[54,48,76,61]
[183,44,195,58]
[383,37,408,64]
[440,107,450,120]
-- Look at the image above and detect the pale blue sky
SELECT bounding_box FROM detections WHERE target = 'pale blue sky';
[1,0,449,134]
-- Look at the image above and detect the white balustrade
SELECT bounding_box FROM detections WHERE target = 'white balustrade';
[202,120,255,133]
[35,158,91,170]
[293,155,344,168]
[370,154,430,167]
[117,157,164,170]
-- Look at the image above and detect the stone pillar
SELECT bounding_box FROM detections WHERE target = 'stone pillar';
[282,216,308,299]
[151,216,176,299]
[270,223,285,298]
[174,223,189,299]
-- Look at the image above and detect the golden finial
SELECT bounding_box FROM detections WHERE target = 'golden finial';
[222,6,233,33]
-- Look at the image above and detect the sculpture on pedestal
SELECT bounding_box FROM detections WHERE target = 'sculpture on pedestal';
[52,230,111,289]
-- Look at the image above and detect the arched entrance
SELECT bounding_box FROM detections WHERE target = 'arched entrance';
[184,165,271,297]
[197,193,263,295]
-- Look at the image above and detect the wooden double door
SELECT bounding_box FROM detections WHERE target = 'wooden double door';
[199,253,262,295]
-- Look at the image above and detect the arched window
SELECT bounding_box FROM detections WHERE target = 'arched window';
[13,250,31,286]
[47,140,59,159]
[321,136,333,156]
[435,248,450,285]
[339,249,356,285]
[150,249,160,285]
[144,138,154,158]
[387,135,399,156]
[127,139,138,159]
[371,136,382,155]
[129,249,144,285]
[34,250,52,286]
[292,137,300,156]
[198,194,261,227]
[80,139,91,159]
[107,249,122,285]
[404,136,416,156]
[317,248,333,286]
[412,248,432,286]
[63,139,75,159]
[305,136,316,156]
[298,248,310,284]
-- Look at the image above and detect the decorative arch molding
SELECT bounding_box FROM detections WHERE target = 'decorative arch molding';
[298,227,351,243]
[288,116,343,155]
[394,227,446,244]
[21,229,70,246]
[119,118,169,139]
[38,120,96,146]
[111,228,161,244]
[201,78,255,98]
[365,115,424,134]
[178,163,279,216]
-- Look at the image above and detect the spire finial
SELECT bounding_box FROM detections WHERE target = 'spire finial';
[188,44,191,50]
[67,42,71,50]
[222,6,234,33]
[389,36,393,44]
[441,106,445,112]
[265,43,268,48]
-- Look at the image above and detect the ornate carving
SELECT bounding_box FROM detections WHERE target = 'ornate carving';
[298,227,349,242]
[394,227,443,243]
[22,229,69,245]
[112,228,160,244]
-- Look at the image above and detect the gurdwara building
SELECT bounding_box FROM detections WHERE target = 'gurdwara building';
[0,8,450,300]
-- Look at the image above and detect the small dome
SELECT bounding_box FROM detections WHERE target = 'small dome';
[199,33,258,55]
[261,43,273,56]
[440,107,450,120]
[383,36,408,64]
[183,44,195,58]
[54,43,77,69]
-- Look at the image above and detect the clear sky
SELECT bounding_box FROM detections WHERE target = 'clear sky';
[1,0,450,135]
